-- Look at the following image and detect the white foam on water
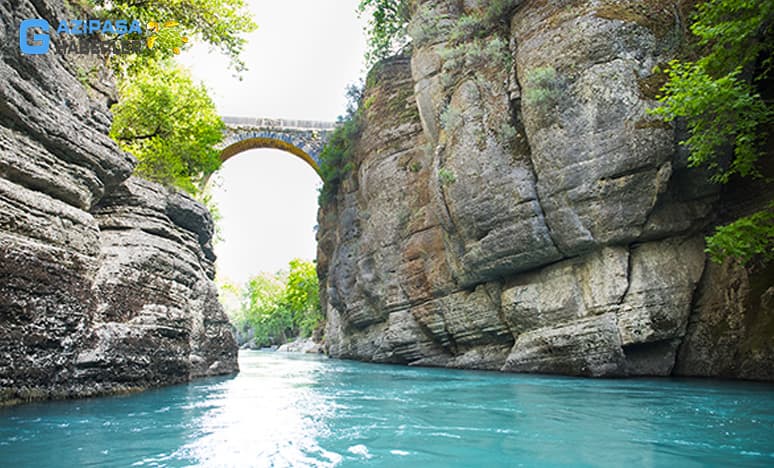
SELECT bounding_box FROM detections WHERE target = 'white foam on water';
[346,444,372,459]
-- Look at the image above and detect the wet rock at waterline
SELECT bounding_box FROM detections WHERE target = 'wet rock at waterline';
[277,338,324,354]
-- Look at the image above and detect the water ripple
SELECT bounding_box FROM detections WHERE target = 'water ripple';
[0,351,772,467]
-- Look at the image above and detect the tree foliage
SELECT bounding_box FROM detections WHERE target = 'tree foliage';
[224,259,323,348]
[91,0,256,194]
[109,62,224,193]
[650,0,774,263]
[358,0,409,66]
[89,0,257,74]
[284,259,323,337]
[243,272,292,347]
[653,62,769,183]
[705,204,774,264]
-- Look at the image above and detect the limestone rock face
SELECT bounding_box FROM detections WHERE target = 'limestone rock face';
[0,0,237,404]
[77,178,238,387]
[674,260,774,380]
[318,1,772,379]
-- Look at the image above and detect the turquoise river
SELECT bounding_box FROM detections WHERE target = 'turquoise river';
[1,351,772,467]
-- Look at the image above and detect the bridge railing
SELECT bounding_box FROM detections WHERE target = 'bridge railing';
[221,116,338,131]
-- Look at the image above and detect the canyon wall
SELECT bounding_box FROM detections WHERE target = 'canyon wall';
[0,0,237,405]
[318,0,773,379]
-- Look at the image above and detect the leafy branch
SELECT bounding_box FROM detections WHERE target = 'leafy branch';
[649,0,774,264]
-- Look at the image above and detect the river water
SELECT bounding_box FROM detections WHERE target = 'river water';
[1,351,772,467]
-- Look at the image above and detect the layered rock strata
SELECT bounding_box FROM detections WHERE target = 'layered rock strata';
[0,0,237,405]
[318,0,773,379]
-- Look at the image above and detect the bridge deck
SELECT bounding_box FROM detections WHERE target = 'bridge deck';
[221,116,338,131]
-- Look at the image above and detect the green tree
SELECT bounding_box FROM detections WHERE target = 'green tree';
[243,272,292,346]
[650,0,773,264]
[284,259,322,337]
[89,0,256,194]
[90,0,257,74]
[109,61,224,193]
[358,0,409,66]
[230,259,323,347]
[217,278,247,329]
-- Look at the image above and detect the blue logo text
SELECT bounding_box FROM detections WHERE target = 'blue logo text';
[19,19,50,55]
[19,18,144,55]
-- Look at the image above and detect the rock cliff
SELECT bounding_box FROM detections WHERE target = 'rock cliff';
[318,0,773,379]
[0,0,237,405]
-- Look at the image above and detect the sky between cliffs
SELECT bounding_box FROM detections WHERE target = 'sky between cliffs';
[178,0,367,285]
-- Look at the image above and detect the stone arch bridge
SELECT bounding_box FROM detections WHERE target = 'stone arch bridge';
[213,116,338,179]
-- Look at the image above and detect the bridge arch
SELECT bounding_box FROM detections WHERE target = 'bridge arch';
[220,136,322,175]
[211,117,337,181]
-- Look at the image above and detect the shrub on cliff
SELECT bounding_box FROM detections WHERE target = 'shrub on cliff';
[651,0,773,264]
[318,84,364,204]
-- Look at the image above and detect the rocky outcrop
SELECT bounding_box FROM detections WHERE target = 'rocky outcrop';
[0,0,237,405]
[318,0,773,379]
[277,338,323,354]
[75,178,238,389]
[675,259,774,380]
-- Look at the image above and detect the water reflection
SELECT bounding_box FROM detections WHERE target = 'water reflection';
[178,352,339,467]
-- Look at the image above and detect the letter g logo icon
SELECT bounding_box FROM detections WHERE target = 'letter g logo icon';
[20,19,50,55]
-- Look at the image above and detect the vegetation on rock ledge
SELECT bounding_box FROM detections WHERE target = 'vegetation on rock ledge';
[651,0,773,264]
[318,84,364,204]
[358,0,409,66]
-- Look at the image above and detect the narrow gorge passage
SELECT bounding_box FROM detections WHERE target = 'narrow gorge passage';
[2,0,773,466]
